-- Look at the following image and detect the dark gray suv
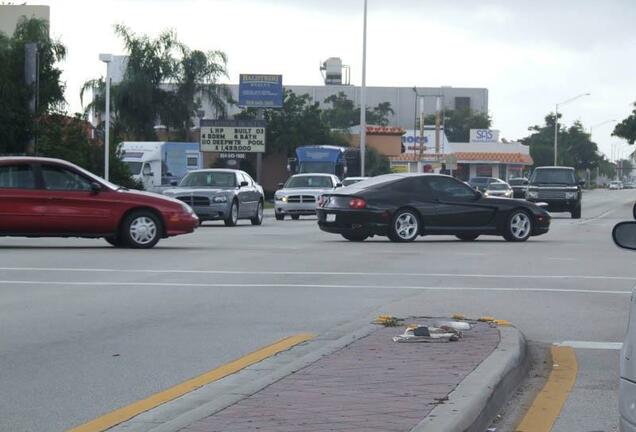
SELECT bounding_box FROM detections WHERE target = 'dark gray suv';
[525,166,583,219]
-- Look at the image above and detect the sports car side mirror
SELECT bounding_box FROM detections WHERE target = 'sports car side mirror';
[335,183,343,188]
[474,190,483,200]
[613,221,636,250]
[90,182,102,194]
[239,181,249,188]
[278,182,284,189]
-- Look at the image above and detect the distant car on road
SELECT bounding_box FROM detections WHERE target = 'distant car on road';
[508,177,529,198]
[0,157,199,248]
[317,173,550,242]
[342,177,369,186]
[624,182,636,189]
[484,181,513,198]
[163,169,264,226]
[525,166,583,219]
[468,176,501,192]
[609,181,624,190]
[275,174,341,220]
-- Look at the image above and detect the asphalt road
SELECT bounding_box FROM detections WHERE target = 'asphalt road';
[1,189,635,432]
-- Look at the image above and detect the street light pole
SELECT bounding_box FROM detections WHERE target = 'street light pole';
[359,0,367,177]
[99,53,113,181]
[553,92,590,166]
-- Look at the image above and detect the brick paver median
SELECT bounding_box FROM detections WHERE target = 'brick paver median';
[182,319,500,432]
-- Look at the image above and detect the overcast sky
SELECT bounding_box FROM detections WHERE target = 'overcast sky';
[39,0,636,158]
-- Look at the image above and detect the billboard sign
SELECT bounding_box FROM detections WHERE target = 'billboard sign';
[239,74,283,108]
[200,119,266,153]
[470,129,500,143]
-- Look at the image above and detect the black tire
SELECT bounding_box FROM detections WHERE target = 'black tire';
[342,232,369,242]
[275,213,285,221]
[224,200,239,227]
[251,201,264,225]
[291,215,300,220]
[456,234,479,241]
[503,209,532,242]
[571,205,581,219]
[120,210,162,249]
[388,208,420,242]
[104,236,126,247]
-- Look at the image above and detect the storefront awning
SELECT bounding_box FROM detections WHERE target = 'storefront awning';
[453,152,533,165]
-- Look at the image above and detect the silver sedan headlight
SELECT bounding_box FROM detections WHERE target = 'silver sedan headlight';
[275,195,287,202]
[212,195,228,203]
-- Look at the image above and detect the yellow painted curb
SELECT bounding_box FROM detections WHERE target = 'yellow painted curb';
[67,333,315,432]
[515,346,578,432]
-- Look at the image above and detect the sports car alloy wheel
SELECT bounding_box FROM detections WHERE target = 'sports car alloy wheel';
[390,210,419,242]
[506,211,532,242]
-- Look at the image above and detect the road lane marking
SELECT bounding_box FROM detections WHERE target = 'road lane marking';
[515,346,578,432]
[0,280,630,295]
[555,341,623,350]
[66,333,314,432]
[578,209,615,224]
[1,267,635,281]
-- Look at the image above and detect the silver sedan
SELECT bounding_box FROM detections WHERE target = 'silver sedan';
[163,169,264,226]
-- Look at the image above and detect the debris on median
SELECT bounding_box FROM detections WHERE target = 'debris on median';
[392,322,465,343]
[373,314,403,327]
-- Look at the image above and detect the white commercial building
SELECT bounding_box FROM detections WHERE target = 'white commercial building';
[204,84,488,130]
[390,128,532,181]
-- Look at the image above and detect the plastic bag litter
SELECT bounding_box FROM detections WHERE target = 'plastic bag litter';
[392,325,462,343]
[434,320,472,331]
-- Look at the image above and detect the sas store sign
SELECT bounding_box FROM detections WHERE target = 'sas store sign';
[470,129,499,143]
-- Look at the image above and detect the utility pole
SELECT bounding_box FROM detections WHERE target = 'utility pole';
[435,96,441,157]
[99,54,113,181]
[359,0,368,177]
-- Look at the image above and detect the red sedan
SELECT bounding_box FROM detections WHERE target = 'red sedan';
[0,157,199,248]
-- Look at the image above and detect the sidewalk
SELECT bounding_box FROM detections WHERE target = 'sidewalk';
[180,318,505,432]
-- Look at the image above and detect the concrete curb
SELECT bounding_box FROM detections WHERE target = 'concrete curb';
[410,325,528,432]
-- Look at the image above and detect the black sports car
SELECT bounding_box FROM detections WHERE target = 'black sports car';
[316,173,550,242]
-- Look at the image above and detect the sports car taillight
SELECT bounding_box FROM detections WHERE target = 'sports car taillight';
[349,198,366,209]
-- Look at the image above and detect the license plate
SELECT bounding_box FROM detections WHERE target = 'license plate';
[326,213,336,222]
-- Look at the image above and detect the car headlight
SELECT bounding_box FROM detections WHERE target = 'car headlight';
[275,195,288,203]
[179,201,194,214]
[213,195,227,203]
[565,192,577,199]
[527,191,538,199]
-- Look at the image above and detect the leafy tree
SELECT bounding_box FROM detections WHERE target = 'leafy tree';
[162,45,232,139]
[424,108,491,142]
[321,92,356,129]
[522,113,605,171]
[364,147,391,176]
[82,26,231,142]
[321,91,395,128]
[614,102,636,144]
[0,17,66,154]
